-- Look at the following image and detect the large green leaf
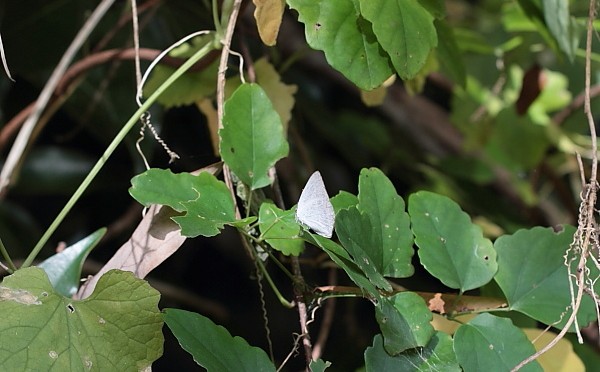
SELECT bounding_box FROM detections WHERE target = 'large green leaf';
[163,308,275,371]
[220,83,289,189]
[365,332,459,371]
[435,20,466,87]
[494,225,596,330]
[287,0,394,90]
[374,292,435,355]
[38,228,106,297]
[357,168,414,278]
[454,313,542,371]
[358,0,437,79]
[129,168,201,211]
[0,268,163,370]
[408,191,497,292]
[258,202,303,256]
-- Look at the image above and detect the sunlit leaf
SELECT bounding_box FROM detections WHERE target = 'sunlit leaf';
[259,202,303,256]
[220,83,289,189]
[288,0,394,90]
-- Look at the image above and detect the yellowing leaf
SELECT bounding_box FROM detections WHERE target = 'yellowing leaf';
[254,58,297,131]
[253,0,286,46]
[360,75,396,107]
[524,329,584,372]
[196,98,219,156]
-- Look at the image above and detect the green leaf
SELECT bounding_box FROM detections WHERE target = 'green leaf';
[417,0,446,19]
[259,202,303,256]
[365,332,459,371]
[408,191,498,292]
[144,34,219,107]
[358,0,437,79]
[331,190,359,211]
[374,292,434,355]
[38,228,105,297]
[336,207,392,291]
[454,313,542,371]
[542,0,578,62]
[494,225,596,330]
[357,168,414,278]
[129,168,201,211]
[287,0,394,90]
[220,83,289,189]
[435,20,466,87]
[0,268,163,370]
[163,308,275,371]
[172,172,236,237]
[310,359,332,372]
[130,169,236,237]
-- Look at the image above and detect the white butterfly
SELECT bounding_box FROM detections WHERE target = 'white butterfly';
[295,171,335,238]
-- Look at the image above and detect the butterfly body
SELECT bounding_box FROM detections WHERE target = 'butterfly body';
[295,171,335,238]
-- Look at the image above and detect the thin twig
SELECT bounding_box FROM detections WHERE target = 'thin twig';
[0,0,117,193]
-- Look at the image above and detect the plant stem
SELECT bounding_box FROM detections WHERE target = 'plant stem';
[0,239,16,273]
[22,40,216,269]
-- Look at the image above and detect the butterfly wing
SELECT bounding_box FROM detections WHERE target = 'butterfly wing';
[296,171,335,238]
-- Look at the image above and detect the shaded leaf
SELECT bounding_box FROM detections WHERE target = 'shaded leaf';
[310,359,332,372]
[435,20,466,87]
[542,0,578,62]
[38,228,105,297]
[494,225,596,330]
[0,268,163,370]
[358,0,437,79]
[220,83,289,189]
[365,332,459,371]
[144,34,219,107]
[163,308,275,371]
[454,313,542,371]
[524,329,584,372]
[409,191,497,292]
[374,292,435,354]
[288,0,394,90]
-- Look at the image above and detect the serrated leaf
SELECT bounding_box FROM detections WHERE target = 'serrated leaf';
[494,225,596,330]
[144,34,219,107]
[253,0,286,46]
[163,308,275,371]
[357,168,414,277]
[220,83,289,189]
[172,172,236,237]
[288,0,394,90]
[0,268,163,370]
[454,313,542,371]
[259,202,303,256]
[409,191,498,292]
[358,0,437,79]
[254,58,298,130]
[38,228,106,297]
[365,331,459,371]
[375,292,434,355]
[129,168,201,211]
